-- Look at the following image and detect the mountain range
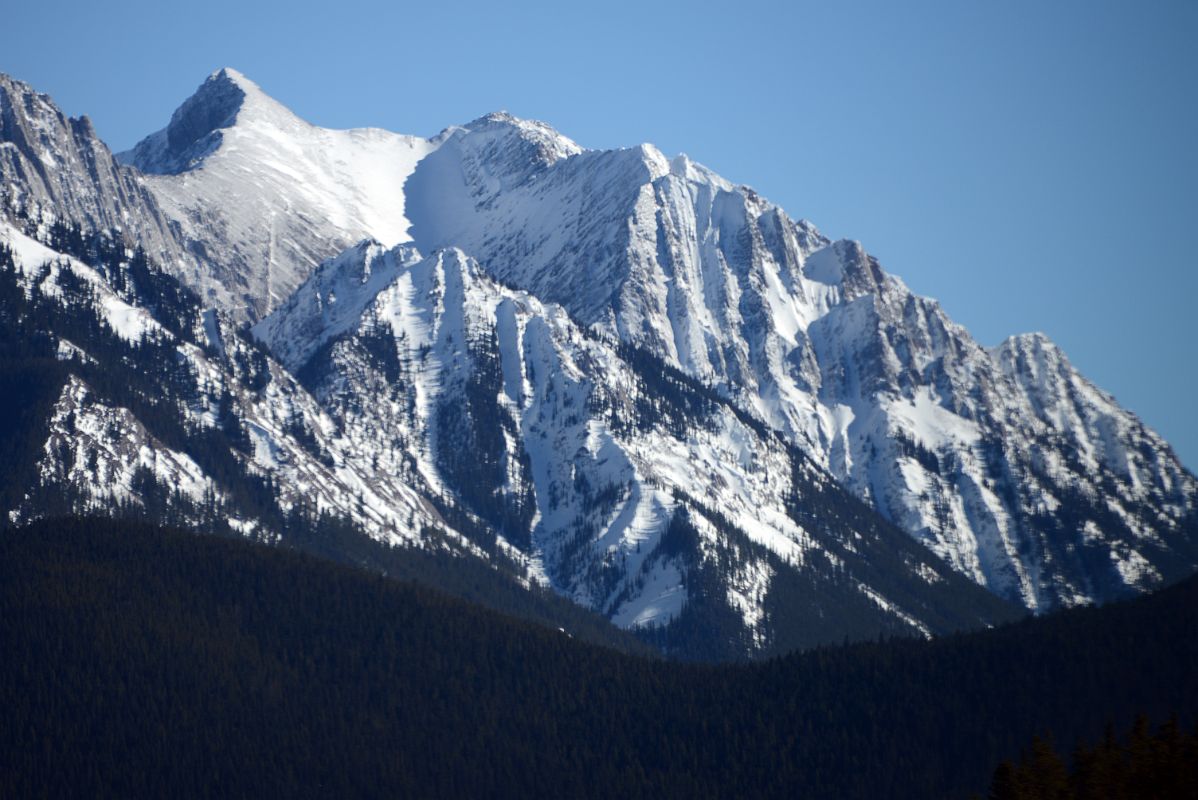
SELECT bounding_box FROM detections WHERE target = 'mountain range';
[1,67,1194,658]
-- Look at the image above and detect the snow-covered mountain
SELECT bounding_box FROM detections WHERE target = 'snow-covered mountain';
[1,68,1195,657]
[253,237,1018,655]
[125,70,1191,612]
[119,69,439,319]
[0,211,1015,658]
[0,214,661,652]
[0,218,446,547]
[399,115,1198,611]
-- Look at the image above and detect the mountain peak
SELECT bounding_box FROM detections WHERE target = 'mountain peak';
[995,331,1063,359]
[473,109,518,124]
[459,110,583,161]
[992,331,1076,386]
[120,67,301,175]
[209,66,252,87]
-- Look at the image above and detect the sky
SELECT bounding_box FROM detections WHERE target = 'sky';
[5,0,1197,467]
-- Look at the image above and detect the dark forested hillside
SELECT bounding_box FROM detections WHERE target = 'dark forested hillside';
[985,715,1198,800]
[1,517,1195,799]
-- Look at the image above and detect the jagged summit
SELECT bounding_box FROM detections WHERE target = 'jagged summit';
[120,68,306,175]
[116,68,439,317]
[462,109,582,150]
[210,65,252,85]
[445,108,585,182]
[112,68,760,320]
[0,73,103,139]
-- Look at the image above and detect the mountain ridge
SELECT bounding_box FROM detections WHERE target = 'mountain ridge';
[0,68,1194,657]
[253,235,1018,654]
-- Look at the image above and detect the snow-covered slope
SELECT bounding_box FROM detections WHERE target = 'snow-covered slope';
[0,218,450,549]
[257,239,1018,657]
[119,69,439,319]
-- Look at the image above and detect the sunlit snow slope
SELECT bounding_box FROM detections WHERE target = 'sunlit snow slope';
[120,69,438,318]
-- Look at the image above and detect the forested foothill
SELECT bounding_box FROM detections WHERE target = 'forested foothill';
[1,517,1194,798]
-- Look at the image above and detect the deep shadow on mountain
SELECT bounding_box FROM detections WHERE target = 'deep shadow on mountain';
[2,516,1194,799]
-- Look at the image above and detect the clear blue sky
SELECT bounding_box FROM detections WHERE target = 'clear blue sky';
[6,0,1196,467]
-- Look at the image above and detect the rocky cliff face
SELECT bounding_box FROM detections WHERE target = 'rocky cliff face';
[0,74,183,269]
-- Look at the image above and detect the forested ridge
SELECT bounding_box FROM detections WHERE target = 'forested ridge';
[1,517,1195,798]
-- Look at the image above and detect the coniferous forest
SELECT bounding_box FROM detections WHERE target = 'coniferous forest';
[1,517,1195,799]
[985,716,1198,800]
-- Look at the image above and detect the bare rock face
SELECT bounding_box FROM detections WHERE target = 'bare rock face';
[0,73,184,269]
[124,68,248,174]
